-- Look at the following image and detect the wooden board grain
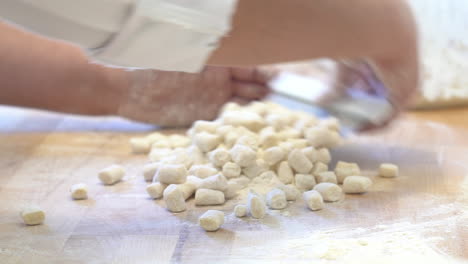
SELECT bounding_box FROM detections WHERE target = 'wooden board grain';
[0,106,467,263]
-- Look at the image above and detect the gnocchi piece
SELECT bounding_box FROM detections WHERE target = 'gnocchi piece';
[186,145,208,165]
[312,162,329,176]
[302,147,318,163]
[295,174,317,191]
[198,174,228,191]
[142,162,160,182]
[188,165,218,179]
[288,149,313,174]
[315,171,338,184]
[199,210,225,231]
[230,144,257,167]
[221,111,265,132]
[288,139,308,149]
[157,164,187,184]
[234,204,248,218]
[145,132,167,145]
[70,183,88,200]
[247,192,266,219]
[163,184,186,212]
[277,161,294,184]
[305,127,341,148]
[259,130,280,149]
[98,164,125,185]
[303,190,324,211]
[334,161,361,184]
[186,175,203,189]
[148,148,173,162]
[168,134,191,148]
[224,181,244,199]
[146,182,167,199]
[236,134,259,150]
[194,132,221,152]
[279,141,295,156]
[343,176,372,194]
[129,137,151,154]
[175,182,198,200]
[278,128,301,141]
[195,189,225,205]
[319,117,340,131]
[313,183,342,202]
[208,147,231,167]
[151,139,172,149]
[266,188,288,209]
[216,125,235,138]
[277,184,300,201]
[192,120,220,134]
[229,176,250,188]
[221,102,241,113]
[379,163,399,178]
[316,148,331,164]
[20,206,45,226]
[263,147,286,166]
[222,162,241,179]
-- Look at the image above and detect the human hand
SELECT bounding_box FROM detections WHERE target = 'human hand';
[115,66,273,127]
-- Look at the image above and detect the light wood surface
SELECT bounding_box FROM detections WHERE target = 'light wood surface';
[0,105,467,263]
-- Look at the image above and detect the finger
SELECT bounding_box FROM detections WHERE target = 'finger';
[231,67,277,84]
[232,81,271,100]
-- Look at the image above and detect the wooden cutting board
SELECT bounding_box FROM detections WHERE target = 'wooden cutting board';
[0,106,467,263]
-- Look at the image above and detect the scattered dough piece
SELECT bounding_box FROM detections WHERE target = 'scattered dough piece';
[222,162,241,179]
[129,137,151,154]
[288,139,308,149]
[263,147,286,166]
[316,148,331,164]
[70,183,88,200]
[266,188,288,209]
[98,164,125,185]
[295,174,317,191]
[142,162,160,182]
[222,111,265,132]
[198,174,228,191]
[236,134,259,150]
[312,162,329,176]
[247,192,266,219]
[224,181,244,199]
[194,132,221,152]
[230,144,257,167]
[192,120,220,134]
[145,132,167,145]
[199,210,225,231]
[288,149,313,174]
[163,184,186,212]
[277,161,294,184]
[302,147,318,163]
[379,163,399,178]
[335,161,361,184]
[316,171,338,184]
[188,165,218,179]
[20,206,45,226]
[303,190,324,211]
[259,130,280,149]
[314,183,343,202]
[157,164,187,184]
[243,159,269,179]
[148,148,173,162]
[174,182,197,200]
[146,182,167,199]
[208,148,231,167]
[277,184,300,201]
[168,134,191,148]
[234,204,248,217]
[195,189,225,206]
[343,176,372,194]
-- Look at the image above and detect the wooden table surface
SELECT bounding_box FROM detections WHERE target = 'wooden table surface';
[0,105,467,263]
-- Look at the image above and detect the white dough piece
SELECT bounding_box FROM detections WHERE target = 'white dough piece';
[146,182,167,199]
[145,132,167,145]
[243,159,269,179]
[222,111,265,132]
[224,181,244,199]
[194,132,221,152]
[343,176,372,194]
[295,174,317,191]
[157,164,187,184]
[188,165,218,179]
[277,184,300,201]
[288,139,308,149]
[319,117,340,131]
[142,162,160,182]
[302,147,318,163]
[192,120,220,134]
[198,174,228,191]
[315,171,338,184]
[222,162,241,178]
[247,191,266,219]
[98,164,125,185]
[186,145,208,165]
[266,188,287,209]
[316,148,331,164]
[259,130,280,149]
[129,137,151,154]
[148,148,173,162]
[234,204,247,217]
[151,139,172,149]
[335,161,361,184]
[312,162,329,176]
[236,134,259,150]
[199,210,225,231]
[208,147,231,167]
[174,182,197,200]
[163,184,186,213]
[195,189,225,206]
[20,206,45,226]
[379,163,399,178]
[229,176,250,188]
[288,149,313,174]
[263,147,286,166]
[168,134,191,148]
[230,144,257,167]
[303,190,324,211]
[305,127,341,148]
[314,183,343,202]
[277,161,294,184]
[70,183,88,200]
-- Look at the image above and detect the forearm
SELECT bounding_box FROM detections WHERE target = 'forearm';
[0,22,125,116]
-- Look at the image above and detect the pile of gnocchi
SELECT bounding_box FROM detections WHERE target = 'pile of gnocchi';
[21,102,399,231]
